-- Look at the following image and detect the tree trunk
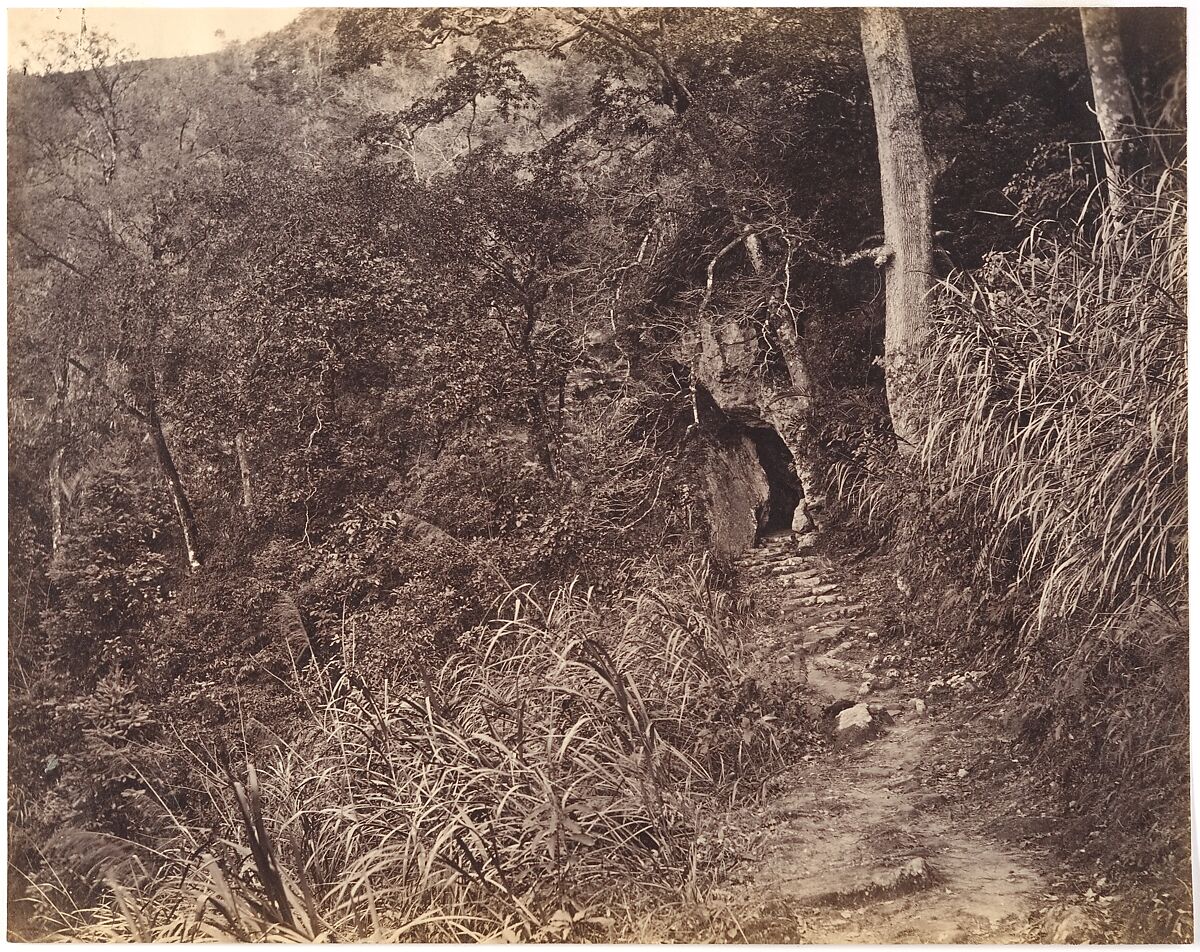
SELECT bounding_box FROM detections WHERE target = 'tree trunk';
[234,431,254,513]
[1080,8,1137,216]
[144,398,203,571]
[519,303,557,478]
[49,448,65,552]
[528,396,556,476]
[63,355,203,569]
[860,8,934,454]
[48,357,69,552]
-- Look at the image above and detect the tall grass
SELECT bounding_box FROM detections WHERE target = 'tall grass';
[899,162,1188,887]
[919,163,1186,673]
[17,557,808,942]
[816,161,1189,930]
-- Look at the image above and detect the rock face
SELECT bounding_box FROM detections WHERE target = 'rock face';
[702,433,771,557]
[685,307,821,535]
[570,304,818,557]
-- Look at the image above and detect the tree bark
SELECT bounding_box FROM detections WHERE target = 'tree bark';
[49,448,66,552]
[860,8,934,454]
[1080,8,1137,216]
[143,398,203,571]
[234,431,254,513]
[519,303,557,478]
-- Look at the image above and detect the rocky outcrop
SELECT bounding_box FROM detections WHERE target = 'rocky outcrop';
[685,308,821,535]
[568,304,819,557]
[701,433,770,557]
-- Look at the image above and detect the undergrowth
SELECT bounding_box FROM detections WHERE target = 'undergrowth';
[825,161,1189,937]
[11,557,811,941]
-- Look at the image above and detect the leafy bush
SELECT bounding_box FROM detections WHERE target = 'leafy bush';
[41,451,177,678]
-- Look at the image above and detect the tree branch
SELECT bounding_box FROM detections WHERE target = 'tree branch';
[562,9,691,114]
[10,225,88,277]
[67,357,147,422]
[699,226,755,314]
[802,243,893,268]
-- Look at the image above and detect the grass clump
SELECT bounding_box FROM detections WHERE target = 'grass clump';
[921,168,1186,656]
[822,163,1188,936]
[15,557,811,942]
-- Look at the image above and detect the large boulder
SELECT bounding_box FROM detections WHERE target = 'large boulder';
[701,434,770,557]
[685,310,820,532]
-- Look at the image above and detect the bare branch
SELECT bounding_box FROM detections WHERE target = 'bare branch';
[698,226,755,314]
[800,242,893,268]
[10,225,88,277]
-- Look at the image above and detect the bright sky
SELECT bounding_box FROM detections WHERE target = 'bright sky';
[7,6,303,69]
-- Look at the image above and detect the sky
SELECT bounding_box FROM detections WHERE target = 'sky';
[7,6,303,69]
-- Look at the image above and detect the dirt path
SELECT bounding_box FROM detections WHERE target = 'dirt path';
[713,534,1055,943]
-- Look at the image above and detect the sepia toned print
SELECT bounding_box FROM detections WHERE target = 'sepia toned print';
[7,6,1188,943]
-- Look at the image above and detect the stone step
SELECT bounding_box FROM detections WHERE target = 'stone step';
[744,552,811,569]
[777,571,821,584]
[786,858,936,910]
[751,564,814,579]
[803,624,849,648]
[750,556,821,572]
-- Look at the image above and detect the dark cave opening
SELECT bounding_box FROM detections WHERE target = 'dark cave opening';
[748,426,803,537]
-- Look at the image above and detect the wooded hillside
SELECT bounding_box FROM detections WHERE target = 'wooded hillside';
[7,7,1188,942]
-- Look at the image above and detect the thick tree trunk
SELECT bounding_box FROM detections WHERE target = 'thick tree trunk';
[1080,8,1137,216]
[860,8,934,454]
[144,398,203,571]
[234,431,254,512]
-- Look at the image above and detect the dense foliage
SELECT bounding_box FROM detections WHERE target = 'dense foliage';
[7,7,1187,940]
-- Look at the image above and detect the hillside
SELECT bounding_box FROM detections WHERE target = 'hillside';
[6,6,1189,942]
